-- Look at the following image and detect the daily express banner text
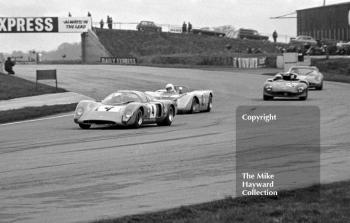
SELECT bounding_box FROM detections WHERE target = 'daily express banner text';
[0,17,92,33]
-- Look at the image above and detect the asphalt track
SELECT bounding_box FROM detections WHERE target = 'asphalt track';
[1,65,350,223]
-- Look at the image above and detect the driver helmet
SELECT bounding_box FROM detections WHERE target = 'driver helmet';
[274,73,283,80]
[165,83,175,93]
[290,72,298,80]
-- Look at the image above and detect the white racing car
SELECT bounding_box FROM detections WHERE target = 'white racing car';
[146,84,213,113]
[288,66,324,90]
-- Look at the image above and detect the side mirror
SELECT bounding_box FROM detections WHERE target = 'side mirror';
[267,79,273,82]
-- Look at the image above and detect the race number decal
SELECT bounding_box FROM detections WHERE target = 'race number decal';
[285,83,298,87]
[148,104,157,118]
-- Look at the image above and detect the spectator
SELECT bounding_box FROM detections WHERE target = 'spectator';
[100,19,104,28]
[272,30,278,43]
[87,12,91,17]
[188,22,192,32]
[182,22,187,33]
[107,16,113,29]
[5,57,15,75]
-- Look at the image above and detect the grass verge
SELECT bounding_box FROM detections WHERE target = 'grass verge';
[0,72,66,100]
[0,103,77,124]
[93,180,350,223]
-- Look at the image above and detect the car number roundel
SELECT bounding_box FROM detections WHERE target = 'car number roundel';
[147,104,157,118]
[285,83,298,87]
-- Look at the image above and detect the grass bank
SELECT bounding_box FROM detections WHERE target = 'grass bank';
[0,72,66,100]
[0,103,77,124]
[94,180,350,223]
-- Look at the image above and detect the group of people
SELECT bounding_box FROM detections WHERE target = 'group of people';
[100,16,113,29]
[182,22,192,33]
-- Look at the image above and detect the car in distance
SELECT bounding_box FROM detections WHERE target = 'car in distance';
[263,72,309,100]
[146,85,213,113]
[288,66,324,90]
[290,35,317,46]
[74,90,176,129]
[137,21,162,32]
[191,28,225,37]
[234,28,268,41]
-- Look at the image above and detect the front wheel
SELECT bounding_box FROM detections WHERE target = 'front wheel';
[205,95,213,112]
[79,123,91,129]
[190,98,200,113]
[157,106,174,126]
[315,82,323,90]
[299,91,308,100]
[132,110,143,128]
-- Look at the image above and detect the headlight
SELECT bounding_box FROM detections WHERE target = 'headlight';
[298,87,304,92]
[265,85,272,91]
[76,107,84,116]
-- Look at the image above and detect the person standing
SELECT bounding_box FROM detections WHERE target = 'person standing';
[5,57,15,75]
[107,16,113,29]
[188,22,192,33]
[182,22,187,33]
[100,19,104,28]
[272,30,278,43]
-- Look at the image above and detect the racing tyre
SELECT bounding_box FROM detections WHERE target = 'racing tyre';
[132,110,143,128]
[263,95,273,101]
[79,123,91,129]
[299,91,308,100]
[190,98,200,113]
[315,82,323,90]
[157,106,174,126]
[205,95,213,112]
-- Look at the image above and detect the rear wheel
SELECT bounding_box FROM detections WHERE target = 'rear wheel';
[205,95,213,112]
[190,98,200,113]
[157,106,174,126]
[132,110,143,128]
[79,123,91,129]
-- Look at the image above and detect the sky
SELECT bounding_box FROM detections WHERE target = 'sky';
[0,0,349,53]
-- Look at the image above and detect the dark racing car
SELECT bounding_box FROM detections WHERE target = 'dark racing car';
[263,72,309,100]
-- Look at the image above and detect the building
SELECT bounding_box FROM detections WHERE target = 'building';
[297,2,350,41]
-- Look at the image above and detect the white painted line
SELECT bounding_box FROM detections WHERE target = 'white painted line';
[0,114,74,127]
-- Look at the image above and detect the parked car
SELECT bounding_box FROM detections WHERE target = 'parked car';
[137,21,162,32]
[290,35,317,46]
[234,28,269,41]
[191,28,225,37]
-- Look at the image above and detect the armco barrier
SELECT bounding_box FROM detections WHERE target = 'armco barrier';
[100,57,137,65]
[233,57,266,68]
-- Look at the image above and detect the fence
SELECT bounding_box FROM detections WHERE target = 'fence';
[233,57,266,69]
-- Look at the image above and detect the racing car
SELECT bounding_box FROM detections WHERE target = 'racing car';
[288,66,324,90]
[263,72,309,100]
[74,90,176,129]
[145,84,213,113]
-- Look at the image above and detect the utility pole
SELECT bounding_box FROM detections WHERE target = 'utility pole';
[323,0,326,6]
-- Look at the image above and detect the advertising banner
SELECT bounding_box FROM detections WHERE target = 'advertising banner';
[58,17,92,33]
[0,17,91,33]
